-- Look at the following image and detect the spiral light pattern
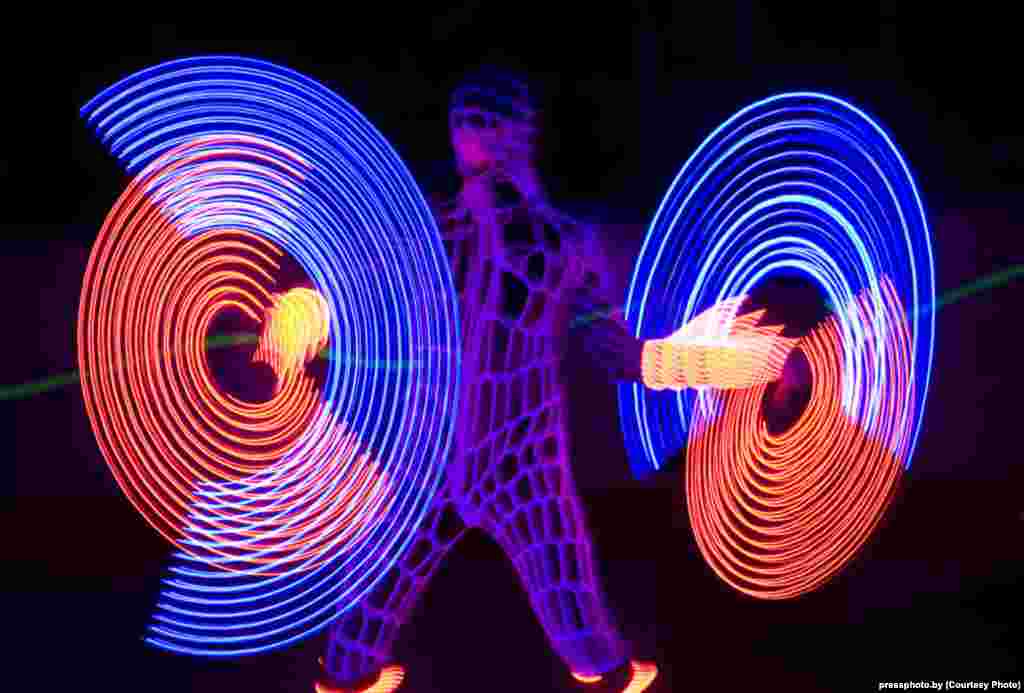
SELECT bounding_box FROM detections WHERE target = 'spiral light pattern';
[619,92,934,598]
[78,57,459,654]
[687,278,913,599]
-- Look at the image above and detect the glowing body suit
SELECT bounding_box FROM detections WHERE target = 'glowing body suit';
[322,185,630,687]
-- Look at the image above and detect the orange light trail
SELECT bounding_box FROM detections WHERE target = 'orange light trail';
[622,661,659,693]
[685,277,914,599]
[314,664,406,693]
[81,57,463,656]
[78,137,392,577]
[570,661,659,692]
[254,287,332,390]
[641,297,798,391]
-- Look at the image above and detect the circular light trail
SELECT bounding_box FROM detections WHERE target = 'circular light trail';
[619,92,935,598]
[687,278,913,599]
[78,57,460,655]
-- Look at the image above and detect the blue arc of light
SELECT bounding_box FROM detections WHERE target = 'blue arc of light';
[619,92,935,479]
[81,55,460,656]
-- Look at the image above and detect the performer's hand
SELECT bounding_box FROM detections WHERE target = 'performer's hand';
[639,300,800,392]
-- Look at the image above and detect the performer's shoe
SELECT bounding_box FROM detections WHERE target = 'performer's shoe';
[314,657,405,693]
[571,659,659,692]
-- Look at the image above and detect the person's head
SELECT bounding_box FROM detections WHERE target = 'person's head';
[449,67,540,178]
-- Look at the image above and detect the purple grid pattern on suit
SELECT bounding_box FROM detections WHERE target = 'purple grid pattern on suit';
[323,186,627,687]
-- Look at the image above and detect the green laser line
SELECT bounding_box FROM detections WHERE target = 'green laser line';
[931,264,1023,311]
[2,371,81,400]
[2,332,419,401]
[4,265,1021,401]
[820,264,1023,316]
[571,265,1024,327]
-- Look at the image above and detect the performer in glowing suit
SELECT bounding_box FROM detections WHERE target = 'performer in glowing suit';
[316,68,805,693]
[315,68,661,693]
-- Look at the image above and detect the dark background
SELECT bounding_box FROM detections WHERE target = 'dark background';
[9,5,1023,691]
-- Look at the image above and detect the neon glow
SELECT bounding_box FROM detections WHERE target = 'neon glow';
[11,260,1012,401]
[620,92,935,480]
[571,661,659,692]
[78,56,460,656]
[623,661,659,693]
[254,287,332,389]
[640,298,797,391]
[620,92,934,600]
[315,664,406,693]
[687,278,913,599]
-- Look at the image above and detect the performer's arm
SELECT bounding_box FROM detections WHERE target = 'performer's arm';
[569,236,798,391]
[638,301,797,391]
[565,221,646,383]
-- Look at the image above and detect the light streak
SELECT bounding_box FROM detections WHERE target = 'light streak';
[77,56,460,655]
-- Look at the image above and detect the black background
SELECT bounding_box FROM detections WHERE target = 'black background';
[8,5,1023,691]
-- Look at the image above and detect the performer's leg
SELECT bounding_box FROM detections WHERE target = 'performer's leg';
[319,488,465,691]
[476,421,628,679]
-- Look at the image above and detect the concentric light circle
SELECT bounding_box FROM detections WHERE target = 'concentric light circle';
[79,56,460,654]
[687,278,914,598]
[618,92,935,598]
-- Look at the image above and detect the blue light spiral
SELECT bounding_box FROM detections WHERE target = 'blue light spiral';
[81,56,460,656]
[618,92,935,479]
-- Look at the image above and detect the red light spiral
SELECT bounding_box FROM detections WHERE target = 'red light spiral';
[686,277,914,599]
[78,139,392,577]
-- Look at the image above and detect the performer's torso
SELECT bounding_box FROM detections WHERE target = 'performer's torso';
[435,189,584,516]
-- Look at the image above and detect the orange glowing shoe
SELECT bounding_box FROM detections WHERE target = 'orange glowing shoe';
[314,658,405,693]
[571,660,659,693]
